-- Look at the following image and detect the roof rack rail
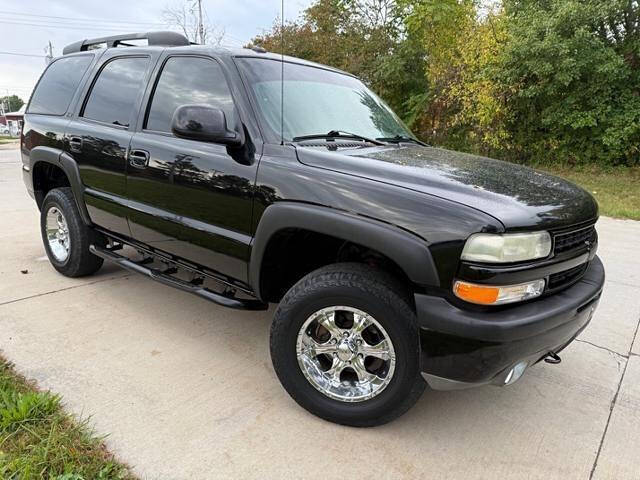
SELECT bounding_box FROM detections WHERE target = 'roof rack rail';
[63,31,189,55]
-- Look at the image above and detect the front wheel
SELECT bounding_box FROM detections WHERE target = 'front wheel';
[270,263,425,427]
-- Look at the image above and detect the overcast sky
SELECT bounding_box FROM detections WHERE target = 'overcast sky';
[0,0,312,107]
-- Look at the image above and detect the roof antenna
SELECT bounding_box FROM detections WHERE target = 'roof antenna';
[280,0,284,146]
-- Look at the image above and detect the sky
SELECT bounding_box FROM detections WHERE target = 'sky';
[0,0,313,108]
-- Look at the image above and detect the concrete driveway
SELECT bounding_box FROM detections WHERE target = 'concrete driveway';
[1,146,639,480]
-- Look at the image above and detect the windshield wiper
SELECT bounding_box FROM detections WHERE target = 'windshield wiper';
[292,130,385,146]
[376,135,426,146]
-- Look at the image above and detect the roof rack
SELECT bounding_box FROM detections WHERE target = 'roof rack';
[63,31,189,55]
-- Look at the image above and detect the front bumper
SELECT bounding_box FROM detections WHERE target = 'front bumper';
[416,255,605,390]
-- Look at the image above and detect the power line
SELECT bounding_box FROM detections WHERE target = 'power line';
[0,51,46,58]
[0,10,166,26]
[0,20,161,32]
[0,16,165,29]
[0,17,161,29]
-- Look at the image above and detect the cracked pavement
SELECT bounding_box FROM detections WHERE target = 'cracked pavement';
[1,147,640,479]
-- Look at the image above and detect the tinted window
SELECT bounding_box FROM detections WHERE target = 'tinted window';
[83,57,149,127]
[146,56,235,133]
[28,55,93,115]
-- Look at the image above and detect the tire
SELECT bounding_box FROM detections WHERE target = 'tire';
[270,263,425,427]
[40,187,105,277]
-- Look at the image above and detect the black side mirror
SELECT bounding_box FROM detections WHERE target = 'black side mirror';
[171,105,244,147]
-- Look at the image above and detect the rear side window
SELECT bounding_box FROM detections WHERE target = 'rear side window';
[145,56,235,133]
[28,55,93,115]
[82,57,149,127]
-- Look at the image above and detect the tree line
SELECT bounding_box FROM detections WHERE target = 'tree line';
[253,0,640,166]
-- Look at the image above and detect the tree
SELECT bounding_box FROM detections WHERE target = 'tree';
[163,1,225,45]
[251,0,427,124]
[0,95,24,113]
[252,0,640,166]
[495,0,640,165]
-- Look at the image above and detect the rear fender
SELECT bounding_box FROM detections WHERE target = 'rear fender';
[30,146,91,225]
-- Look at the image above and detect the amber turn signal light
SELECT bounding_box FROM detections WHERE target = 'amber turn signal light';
[453,279,545,305]
[453,282,500,305]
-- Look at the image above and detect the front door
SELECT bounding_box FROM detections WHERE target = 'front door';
[126,55,258,284]
[65,53,154,236]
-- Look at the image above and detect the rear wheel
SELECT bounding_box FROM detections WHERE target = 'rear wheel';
[270,263,425,427]
[40,187,105,277]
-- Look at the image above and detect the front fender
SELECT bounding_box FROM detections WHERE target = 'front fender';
[249,202,439,300]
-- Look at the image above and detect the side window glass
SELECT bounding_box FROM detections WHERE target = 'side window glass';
[145,56,235,133]
[28,55,93,115]
[82,57,149,127]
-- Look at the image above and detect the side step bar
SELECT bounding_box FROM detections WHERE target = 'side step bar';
[89,245,268,311]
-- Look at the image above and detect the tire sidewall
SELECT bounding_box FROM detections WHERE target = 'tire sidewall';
[271,275,421,425]
[40,188,101,277]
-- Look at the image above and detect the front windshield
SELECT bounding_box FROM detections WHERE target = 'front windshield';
[236,57,414,143]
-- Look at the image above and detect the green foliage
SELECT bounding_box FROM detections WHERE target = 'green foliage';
[0,358,134,480]
[0,389,59,432]
[252,0,428,123]
[253,0,640,166]
[0,95,24,112]
[497,0,640,165]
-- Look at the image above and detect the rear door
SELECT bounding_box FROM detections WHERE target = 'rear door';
[65,49,158,236]
[126,54,259,283]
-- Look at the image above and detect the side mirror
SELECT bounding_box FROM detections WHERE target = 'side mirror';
[171,105,244,147]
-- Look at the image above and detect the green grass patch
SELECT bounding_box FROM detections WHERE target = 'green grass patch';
[0,357,135,480]
[536,165,640,221]
[0,138,18,145]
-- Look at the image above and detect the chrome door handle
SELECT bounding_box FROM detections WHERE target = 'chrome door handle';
[68,136,83,153]
[129,149,150,169]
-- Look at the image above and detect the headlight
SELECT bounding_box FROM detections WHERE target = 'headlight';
[461,232,551,263]
[453,279,546,305]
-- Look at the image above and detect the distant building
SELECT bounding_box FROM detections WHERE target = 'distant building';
[0,105,25,136]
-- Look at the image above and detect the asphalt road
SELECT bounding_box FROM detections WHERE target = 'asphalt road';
[1,146,640,480]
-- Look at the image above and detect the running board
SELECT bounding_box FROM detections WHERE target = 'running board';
[89,245,268,311]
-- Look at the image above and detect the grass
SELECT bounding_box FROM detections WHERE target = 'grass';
[537,164,640,221]
[0,356,135,480]
[0,138,18,145]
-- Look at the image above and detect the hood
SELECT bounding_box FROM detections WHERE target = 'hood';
[296,144,598,231]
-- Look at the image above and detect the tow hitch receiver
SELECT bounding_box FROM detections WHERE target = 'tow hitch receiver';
[544,352,562,364]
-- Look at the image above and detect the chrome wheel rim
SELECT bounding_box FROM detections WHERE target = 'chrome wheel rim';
[45,207,70,262]
[296,306,396,402]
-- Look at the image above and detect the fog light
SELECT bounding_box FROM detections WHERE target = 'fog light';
[504,361,528,385]
[453,279,545,305]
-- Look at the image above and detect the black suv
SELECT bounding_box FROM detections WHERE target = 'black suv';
[21,31,604,427]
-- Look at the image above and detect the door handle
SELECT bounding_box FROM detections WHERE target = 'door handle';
[128,149,150,169]
[68,136,83,153]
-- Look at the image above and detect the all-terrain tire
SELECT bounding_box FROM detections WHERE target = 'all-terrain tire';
[40,187,105,277]
[270,263,425,427]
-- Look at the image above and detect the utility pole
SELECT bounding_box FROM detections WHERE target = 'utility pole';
[5,89,11,113]
[44,41,53,65]
[197,0,204,44]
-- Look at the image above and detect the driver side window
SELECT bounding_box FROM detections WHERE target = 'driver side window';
[145,56,235,134]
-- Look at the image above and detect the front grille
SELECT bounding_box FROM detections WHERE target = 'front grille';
[553,225,595,255]
[547,263,588,290]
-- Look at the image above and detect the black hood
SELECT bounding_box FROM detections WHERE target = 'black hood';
[296,144,598,231]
